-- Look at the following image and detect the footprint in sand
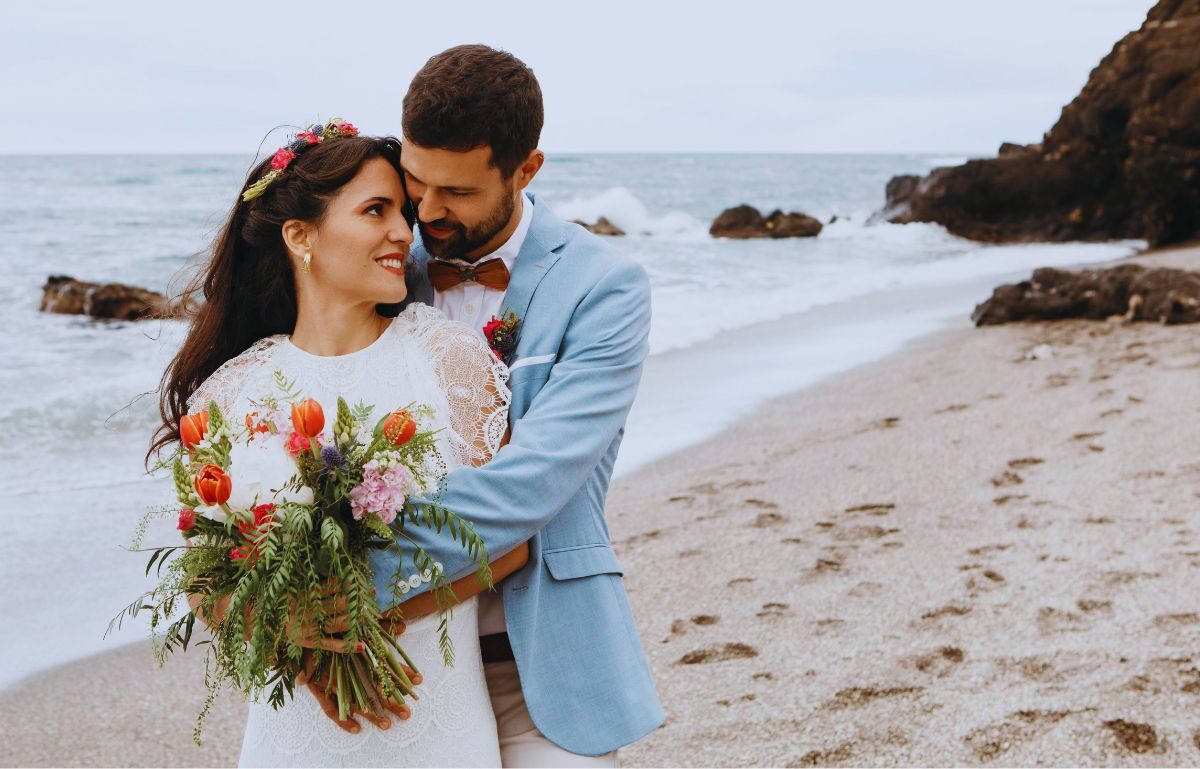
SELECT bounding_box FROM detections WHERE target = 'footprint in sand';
[714,693,757,707]
[935,403,969,415]
[965,710,1089,761]
[847,581,884,598]
[870,416,902,430]
[660,618,690,643]
[745,498,778,509]
[756,602,789,619]
[621,529,662,547]
[965,569,1006,592]
[1151,612,1200,630]
[993,494,1030,506]
[676,642,759,665]
[691,614,719,626]
[991,470,1024,487]
[667,495,694,503]
[1072,431,1105,442]
[967,543,1012,556]
[813,557,844,574]
[1008,457,1045,469]
[1036,606,1089,634]
[752,512,787,528]
[791,743,854,767]
[844,502,895,516]
[727,577,755,587]
[908,646,965,677]
[918,603,972,622]
[1102,719,1159,754]
[832,524,901,542]
[813,618,846,636]
[1076,598,1113,614]
[826,685,923,710]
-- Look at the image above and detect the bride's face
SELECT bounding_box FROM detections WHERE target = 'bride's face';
[291,157,414,306]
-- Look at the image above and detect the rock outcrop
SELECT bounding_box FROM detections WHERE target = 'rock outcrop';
[710,205,823,239]
[886,0,1200,247]
[572,217,626,236]
[972,264,1200,325]
[40,275,189,321]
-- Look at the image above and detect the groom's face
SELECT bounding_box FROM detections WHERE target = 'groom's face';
[400,142,517,263]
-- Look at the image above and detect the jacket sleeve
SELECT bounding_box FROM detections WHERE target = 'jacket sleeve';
[371,259,651,610]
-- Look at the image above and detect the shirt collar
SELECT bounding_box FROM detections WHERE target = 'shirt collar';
[432,191,534,272]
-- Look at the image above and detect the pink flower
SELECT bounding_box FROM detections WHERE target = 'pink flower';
[177,507,196,531]
[336,122,358,136]
[350,460,408,525]
[271,148,296,171]
[285,430,313,456]
[297,130,320,144]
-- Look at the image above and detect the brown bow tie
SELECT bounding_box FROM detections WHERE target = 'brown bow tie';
[427,259,511,292]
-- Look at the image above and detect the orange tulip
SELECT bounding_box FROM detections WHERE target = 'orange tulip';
[291,399,325,438]
[180,411,210,451]
[381,408,417,447]
[194,464,232,507]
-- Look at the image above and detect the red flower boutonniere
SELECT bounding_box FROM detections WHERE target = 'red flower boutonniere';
[483,311,521,366]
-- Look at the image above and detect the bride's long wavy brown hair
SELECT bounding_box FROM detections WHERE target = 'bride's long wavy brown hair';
[149,134,404,461]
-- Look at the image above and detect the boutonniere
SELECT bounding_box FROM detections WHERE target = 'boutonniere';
[483,311,521,366]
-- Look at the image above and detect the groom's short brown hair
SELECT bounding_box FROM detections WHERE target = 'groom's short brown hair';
[403,44,543,178]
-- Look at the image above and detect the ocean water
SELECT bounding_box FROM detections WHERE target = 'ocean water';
[0,153,1141,690]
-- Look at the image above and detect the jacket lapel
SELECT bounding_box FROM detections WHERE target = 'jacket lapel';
[501,194,570,323]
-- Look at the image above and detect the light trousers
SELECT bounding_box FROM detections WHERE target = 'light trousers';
[484,660,619,768]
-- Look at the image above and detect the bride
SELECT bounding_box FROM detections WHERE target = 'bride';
[151,123,524,767]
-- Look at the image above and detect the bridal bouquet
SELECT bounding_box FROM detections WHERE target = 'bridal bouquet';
[113,371,491,744]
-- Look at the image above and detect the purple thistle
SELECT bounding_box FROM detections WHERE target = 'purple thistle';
[320,444,345,469]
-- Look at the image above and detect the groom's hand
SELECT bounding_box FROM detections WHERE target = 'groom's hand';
[297,653,422,734]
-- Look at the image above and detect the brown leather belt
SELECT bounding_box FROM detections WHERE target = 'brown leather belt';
[480,632,515,664]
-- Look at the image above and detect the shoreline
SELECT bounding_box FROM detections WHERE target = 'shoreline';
[4,246,1199,766]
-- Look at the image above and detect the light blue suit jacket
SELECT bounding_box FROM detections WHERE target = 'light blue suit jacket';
[370,195,664,756]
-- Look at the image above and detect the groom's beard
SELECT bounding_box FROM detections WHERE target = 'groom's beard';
[420,186,516,263]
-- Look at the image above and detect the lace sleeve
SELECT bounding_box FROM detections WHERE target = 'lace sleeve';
[420,314,511,468]
[186,336,284,415]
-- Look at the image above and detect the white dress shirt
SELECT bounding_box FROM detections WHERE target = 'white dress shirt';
[432,192,533,637]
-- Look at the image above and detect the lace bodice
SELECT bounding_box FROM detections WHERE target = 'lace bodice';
[187,303,510,470]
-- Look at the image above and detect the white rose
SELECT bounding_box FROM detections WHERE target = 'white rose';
[226,435,313,511]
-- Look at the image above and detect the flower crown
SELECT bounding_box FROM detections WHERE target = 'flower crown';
[241,118,360,202]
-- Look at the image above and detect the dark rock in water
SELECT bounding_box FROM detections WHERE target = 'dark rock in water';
[972,264,1200,325]
[764,210,823,238]
[709,205,765,238]
[40,275,188,321]
[876,175,922,223]
[572,216,626,236]
[884,0,1200,248]
[710,205,822,238]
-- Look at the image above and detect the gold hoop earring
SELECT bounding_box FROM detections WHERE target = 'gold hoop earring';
[302,251,312,272]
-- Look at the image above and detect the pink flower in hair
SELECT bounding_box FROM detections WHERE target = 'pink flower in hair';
[271,148,296,171]
[297,130,320,144]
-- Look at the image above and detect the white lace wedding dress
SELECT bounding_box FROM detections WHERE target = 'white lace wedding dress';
[185,304,509,768]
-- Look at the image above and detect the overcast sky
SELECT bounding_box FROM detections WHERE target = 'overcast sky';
[2,0,1156,154]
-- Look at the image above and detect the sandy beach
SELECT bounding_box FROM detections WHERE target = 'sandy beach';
[4,247,1199,767]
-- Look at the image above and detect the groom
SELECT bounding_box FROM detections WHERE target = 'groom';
[324,45,663,765]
